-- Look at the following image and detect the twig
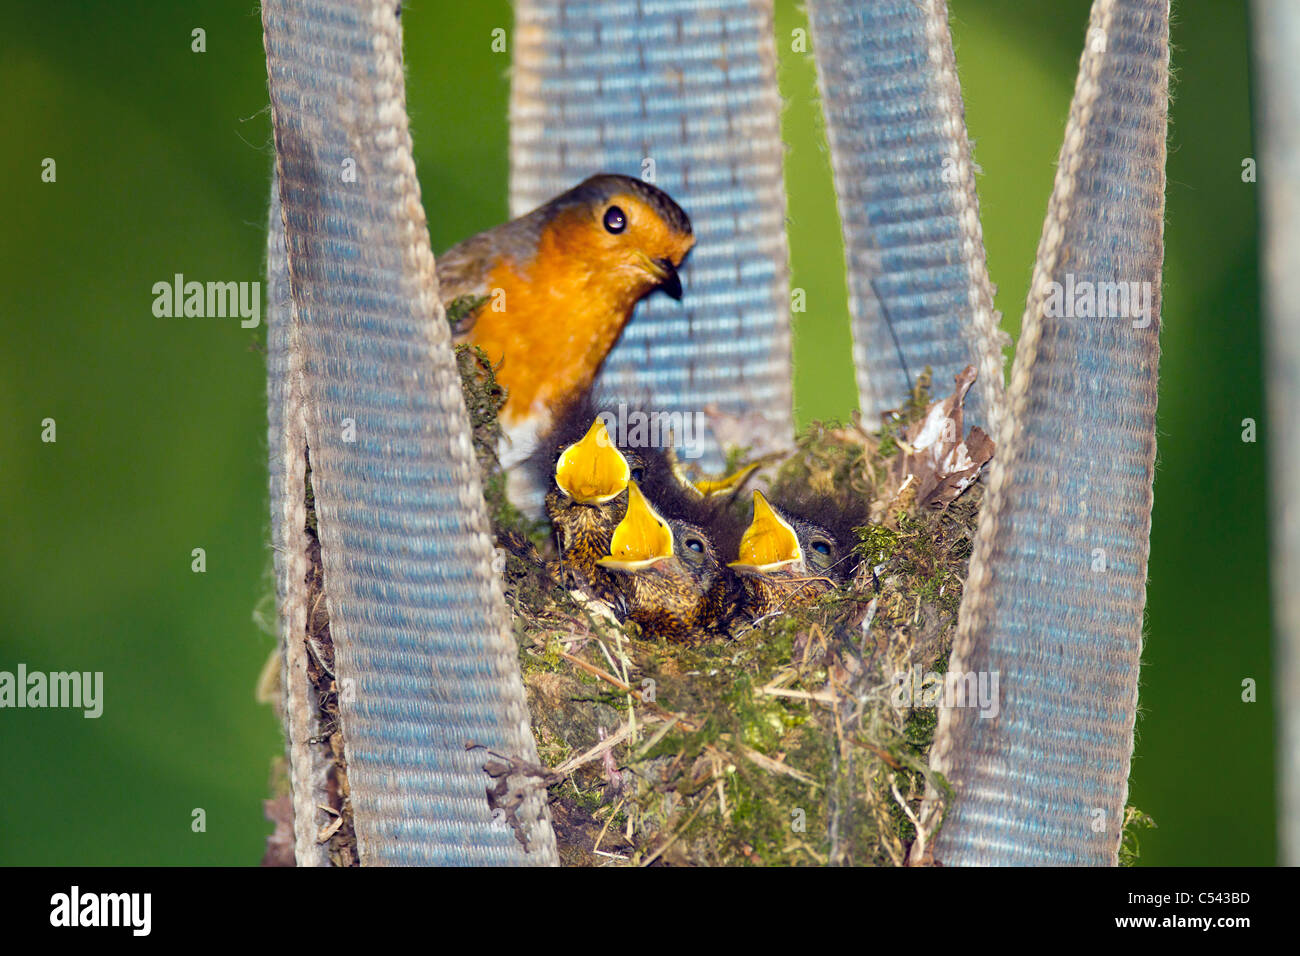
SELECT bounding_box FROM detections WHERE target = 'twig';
[757,686,840,704]
[557,649,699,731]
[891,776,926,862]
[633,715,680,761]
[737,744,817,787]
[592,796,626,857]
[553,720,633,776]
[641,795,709,867]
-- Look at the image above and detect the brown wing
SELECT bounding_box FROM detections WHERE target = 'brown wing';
[436,231,496,337]
[436,207,549,336]
[436,231,496,303]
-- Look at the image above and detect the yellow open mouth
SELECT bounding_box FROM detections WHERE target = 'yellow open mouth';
[728,491,802,573]
[663,450,759,501]
[597,482,674,571]
[691,462,760,498]
[554,419,631,504]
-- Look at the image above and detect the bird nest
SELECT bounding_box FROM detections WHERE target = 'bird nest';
[462,346,993,866]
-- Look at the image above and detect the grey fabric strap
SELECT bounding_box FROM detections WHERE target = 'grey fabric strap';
[806,0,1006,434]
[919,0,1169,865]
[510,1,792,467]
[263,0,556,865]
[1254,0,1300,868]
[266,180,331,866]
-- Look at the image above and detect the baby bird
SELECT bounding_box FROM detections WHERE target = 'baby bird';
[543,416,634,604]
[596,482,740,643]
[727,490,862,622]
[438,174,695,471]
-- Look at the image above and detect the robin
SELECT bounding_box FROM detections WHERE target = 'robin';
[437,174,695,474]
[596,481,741,643]
[727,490,862,622]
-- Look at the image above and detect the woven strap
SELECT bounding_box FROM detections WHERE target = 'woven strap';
[263,0,556,865]
[806,0,1006,434]
[1254,0,1300,867]
[266,179,331,866]
[920,0,1169,865]
[510,0,792,467]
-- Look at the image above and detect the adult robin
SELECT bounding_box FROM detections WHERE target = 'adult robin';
[437,174,695,475]
[596,481,741,644]
[727,490,863,622]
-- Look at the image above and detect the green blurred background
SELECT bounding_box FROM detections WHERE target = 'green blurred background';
[0,0,1270,864]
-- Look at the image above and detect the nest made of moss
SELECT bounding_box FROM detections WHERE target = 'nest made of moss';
[460,345,991,867]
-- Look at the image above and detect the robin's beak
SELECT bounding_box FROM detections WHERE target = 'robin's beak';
[597,482,674,571]
[555,419,631,505]
[641,255,683,300]
[728,491,802,574]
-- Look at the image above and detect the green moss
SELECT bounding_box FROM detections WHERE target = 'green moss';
[445,293,489,331]
[1119,806,1157,866]
[857,523,901,563]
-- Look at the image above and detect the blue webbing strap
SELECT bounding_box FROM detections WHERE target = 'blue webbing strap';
[806,0,1007,434]
[263,0,556,865]
[510,1,792,468]
[1253,0,1300,867]
[917,0,1169,865]
[266,178,333,866]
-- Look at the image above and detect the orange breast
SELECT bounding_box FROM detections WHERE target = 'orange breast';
[465,231,642,428]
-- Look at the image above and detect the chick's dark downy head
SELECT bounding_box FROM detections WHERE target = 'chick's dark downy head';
[728,490,862,620]
[534,397,757,634]
[535,392,745,531]
[534,397,688,601]
[540,415,635,597]
[596,482,737,643]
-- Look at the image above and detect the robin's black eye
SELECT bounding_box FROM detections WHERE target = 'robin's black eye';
[603,205,627,234]
[629,466,644,482]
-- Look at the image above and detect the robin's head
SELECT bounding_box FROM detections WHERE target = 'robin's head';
[539,174,695,301]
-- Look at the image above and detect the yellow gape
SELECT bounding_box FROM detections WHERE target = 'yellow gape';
[597,482,674,571]
[553,419,631,505]
[729,491,802,573]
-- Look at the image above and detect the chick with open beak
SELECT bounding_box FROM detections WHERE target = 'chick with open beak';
[727,490,860,622]
[543,417,637,603]
[596,482,737,643]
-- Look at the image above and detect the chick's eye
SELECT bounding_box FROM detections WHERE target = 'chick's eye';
[684,536,705,554]
[629,467,644,482]
[603,205,627,234]
[809,538,834,568]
